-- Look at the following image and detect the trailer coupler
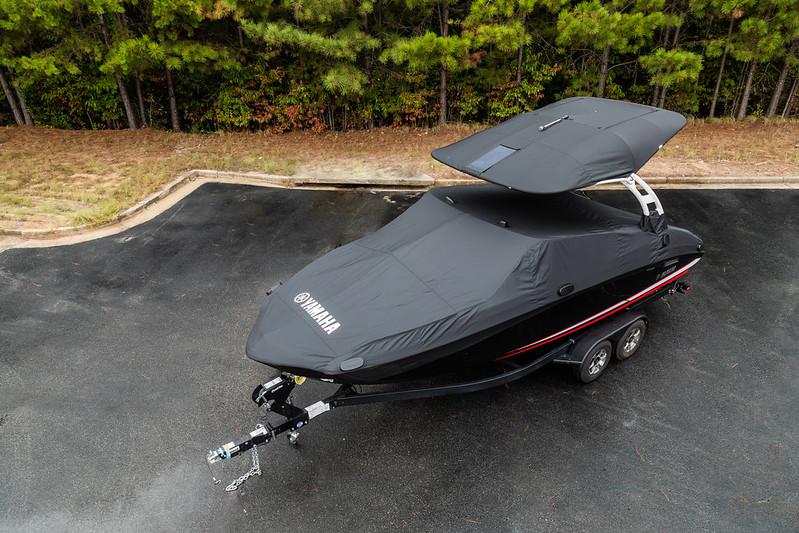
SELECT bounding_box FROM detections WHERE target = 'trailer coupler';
[206,374,330,470]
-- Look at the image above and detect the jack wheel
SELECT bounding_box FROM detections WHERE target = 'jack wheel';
[615,319,647,360]
[573,340,612,383]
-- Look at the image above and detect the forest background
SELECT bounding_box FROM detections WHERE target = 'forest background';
[2,0,799,132]
[2,0,799,232]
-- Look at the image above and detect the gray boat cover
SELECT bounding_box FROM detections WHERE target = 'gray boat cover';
[432,97,686,194]
[246,185,701,381]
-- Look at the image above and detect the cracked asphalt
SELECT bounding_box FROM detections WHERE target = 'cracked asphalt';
[1,183,798,532]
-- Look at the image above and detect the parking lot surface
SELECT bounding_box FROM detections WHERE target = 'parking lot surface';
[1,184,797,532]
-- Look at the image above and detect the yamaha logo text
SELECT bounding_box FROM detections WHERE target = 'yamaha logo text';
[294,293,340,334]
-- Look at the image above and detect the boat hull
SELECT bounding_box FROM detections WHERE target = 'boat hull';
[261,252,701,384]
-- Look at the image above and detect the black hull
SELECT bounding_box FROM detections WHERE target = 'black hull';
[264,252,701,384]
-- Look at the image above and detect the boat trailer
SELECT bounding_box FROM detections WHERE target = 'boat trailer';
[206,286,689,491]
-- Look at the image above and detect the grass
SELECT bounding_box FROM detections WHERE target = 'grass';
[0,194,32,207]
[1,119,799,230]
[71,199,124,226]
[0,127,303,228]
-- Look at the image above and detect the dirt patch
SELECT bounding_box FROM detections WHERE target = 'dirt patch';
[1,119,798,231]
[639,119,799,178]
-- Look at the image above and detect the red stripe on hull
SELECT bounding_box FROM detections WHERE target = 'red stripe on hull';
[495,257,701,361]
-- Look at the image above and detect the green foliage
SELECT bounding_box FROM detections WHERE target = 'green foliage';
[449,82,482,120]
[556,0,668,54]
[383,31,476,73]
[396,88,437,126]
[639,48,703,87]
[3,0,799,129]
[203,58,326,131]
[268,82,326,132]
[488,54,560,120]
[242,20,377,62]
[28,70,123,128]
[323,64,368,96]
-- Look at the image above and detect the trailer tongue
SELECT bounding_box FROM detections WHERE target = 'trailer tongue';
[208,339,573,490]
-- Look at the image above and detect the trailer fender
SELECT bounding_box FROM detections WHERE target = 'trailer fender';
[554,309,648,367]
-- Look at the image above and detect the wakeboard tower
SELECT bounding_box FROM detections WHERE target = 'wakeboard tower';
[206,97,704,491]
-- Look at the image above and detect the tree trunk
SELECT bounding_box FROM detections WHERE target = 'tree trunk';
[439,64,448,125]
[693,16,714,95]
[134,71,147,127]
[438,1,449,125]
[766,39,798,118]
[658,84,668,108]
[655,26,681,109]
[98,13,138,129]
[671,23,681,49]
[597,44,610,98]
[114,74,137,128]
[652,25,673,105]
[8,67,33,125]
[0,67,25,125]
[736,58,758,120]
[516,11,527,83]
[166,67,181,132]
[363,11,374,129]
[710,16,735,118]
[783,77,799,118]
[236,24,245,49]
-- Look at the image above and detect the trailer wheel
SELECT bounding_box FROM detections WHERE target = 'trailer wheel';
[573,340,612,383]
[615,319,647,360]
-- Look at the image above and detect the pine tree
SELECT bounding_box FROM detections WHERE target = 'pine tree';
[729,3,782,119]
[381,0,476,124]
[239,0,378,98]
[96,8,139,129]
[557,0,669,98]
[0,0,72,125]
[765,0,799,117]
[702,0,751,117]
[640,48,703,107]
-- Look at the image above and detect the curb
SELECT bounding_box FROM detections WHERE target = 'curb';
[1,170,796,238]
[646,175,799,185]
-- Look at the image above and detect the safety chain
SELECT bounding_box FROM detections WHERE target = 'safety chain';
[225,442,262,492]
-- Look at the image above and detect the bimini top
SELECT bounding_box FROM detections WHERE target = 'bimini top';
[432,97,686,194]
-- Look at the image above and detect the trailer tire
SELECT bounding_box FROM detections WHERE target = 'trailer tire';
[573,340,612,383]
[615,319,647,360]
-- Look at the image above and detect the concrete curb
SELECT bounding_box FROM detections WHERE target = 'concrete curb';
[647,175,799,185]
[0,169,436,238]
[1,170,796,238]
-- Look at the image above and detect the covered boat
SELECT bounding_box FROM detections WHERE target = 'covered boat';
[208,97,704,476]
[245,97,704,384]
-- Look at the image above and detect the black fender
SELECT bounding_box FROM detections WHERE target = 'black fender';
[554,309,648,366]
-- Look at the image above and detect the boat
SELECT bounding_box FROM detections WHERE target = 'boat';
[207,97,703,482]
[245,97,703,384]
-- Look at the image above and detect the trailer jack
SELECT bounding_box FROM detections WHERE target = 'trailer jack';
[207,375,330,464]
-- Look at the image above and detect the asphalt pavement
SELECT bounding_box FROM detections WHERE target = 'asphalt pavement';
[1,183,797,532]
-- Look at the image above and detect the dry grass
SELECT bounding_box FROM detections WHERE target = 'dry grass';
[641,117,799,178]
[1,118,798,230]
